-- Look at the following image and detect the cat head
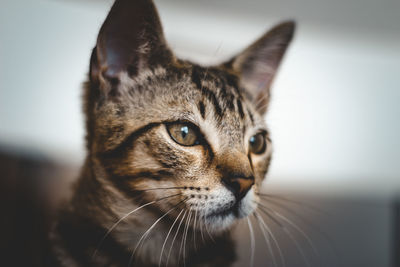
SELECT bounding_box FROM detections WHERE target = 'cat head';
[85,0,294,232]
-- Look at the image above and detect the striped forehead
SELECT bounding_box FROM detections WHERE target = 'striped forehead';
[189,65,257,150]
[118,64,259,149]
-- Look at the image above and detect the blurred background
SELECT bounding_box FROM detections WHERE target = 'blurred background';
[0,0,399,266]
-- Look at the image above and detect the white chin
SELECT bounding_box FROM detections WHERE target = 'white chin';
[237,188,257,218]
[205,212,236,233]
[205,189,257,232]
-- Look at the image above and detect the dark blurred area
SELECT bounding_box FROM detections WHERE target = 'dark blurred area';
[0,147,76,267]
[395,199,400,267]
[232,195,395,267]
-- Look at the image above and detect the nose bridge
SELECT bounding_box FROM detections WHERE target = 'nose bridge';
[218,150,254,200]
[218,150,252,177]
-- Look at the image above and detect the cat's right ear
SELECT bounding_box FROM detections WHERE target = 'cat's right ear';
[225,21,295,115]
[90,0,172,92]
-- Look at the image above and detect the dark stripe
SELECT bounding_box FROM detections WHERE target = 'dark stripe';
[156,157,179,169]
[118,170,174,182]
[203,141,215,167]
[109,176,142,200]
[209,70,229,107]
[107,172,152,200]
[225,73,239,91]
[209,68,238,112]
[198,101,206,119]
[202,86,223,118]
[145,140,181,168]
[225,93,235,111]
[132,170,173,181]
[248,155,254,171]
[191,65,203,89]
[237,98,245,119]
[191,66,223,118]
[247,108,254,124]
[100,122,162,159]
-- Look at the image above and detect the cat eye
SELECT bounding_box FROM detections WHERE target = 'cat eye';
[167,123,200,146]
[249,133,266,154]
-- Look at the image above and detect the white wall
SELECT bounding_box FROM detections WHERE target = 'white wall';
[1,0,399,197]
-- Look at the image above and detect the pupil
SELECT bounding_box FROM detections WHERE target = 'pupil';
[250,136,256,146]
[181,126,189,138]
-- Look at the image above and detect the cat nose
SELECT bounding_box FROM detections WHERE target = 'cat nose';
[223,175,254,200]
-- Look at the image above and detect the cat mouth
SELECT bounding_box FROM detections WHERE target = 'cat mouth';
[206,202,240,219]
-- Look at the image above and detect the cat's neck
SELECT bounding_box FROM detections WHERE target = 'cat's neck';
[51,160,134,266]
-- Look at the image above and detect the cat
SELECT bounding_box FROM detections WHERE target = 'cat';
[49,0,295,266]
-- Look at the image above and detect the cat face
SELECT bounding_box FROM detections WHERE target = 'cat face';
[85,0,294,233]
[90,64,272,232]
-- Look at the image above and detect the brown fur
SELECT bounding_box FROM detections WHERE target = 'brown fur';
[50,0,295,266]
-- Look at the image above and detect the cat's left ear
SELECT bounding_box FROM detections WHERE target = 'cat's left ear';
[225,21,295,114]
[90,0,172,90]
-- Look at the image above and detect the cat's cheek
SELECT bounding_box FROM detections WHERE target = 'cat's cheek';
[252,154,272,182]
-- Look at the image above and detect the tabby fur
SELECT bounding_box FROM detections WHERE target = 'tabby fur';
[50,0,295,266]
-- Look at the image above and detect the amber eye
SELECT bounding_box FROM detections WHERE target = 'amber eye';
[167,123,199,146]
[249,133,266,154]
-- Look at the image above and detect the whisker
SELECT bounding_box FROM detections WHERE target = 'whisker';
[258,206,311,267]
[255,211,286,267]
[158,209,184,267]
[178,210,191,266]
[204,218,215,243]
[253,213,278,267]
[262,201,319,255]
[199,213,206,244]
[260,200,321,264]
[93,193,182,259]
[193,209,198,251]
[129,198,188,266]
[275,216,319,264]
[264,197,341,266]
[257,202,284,228]
[247,217,256,267]
[182,210,193,267]
[274,210,318,259]
[166,210,187,267]
[258,193,326,215]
